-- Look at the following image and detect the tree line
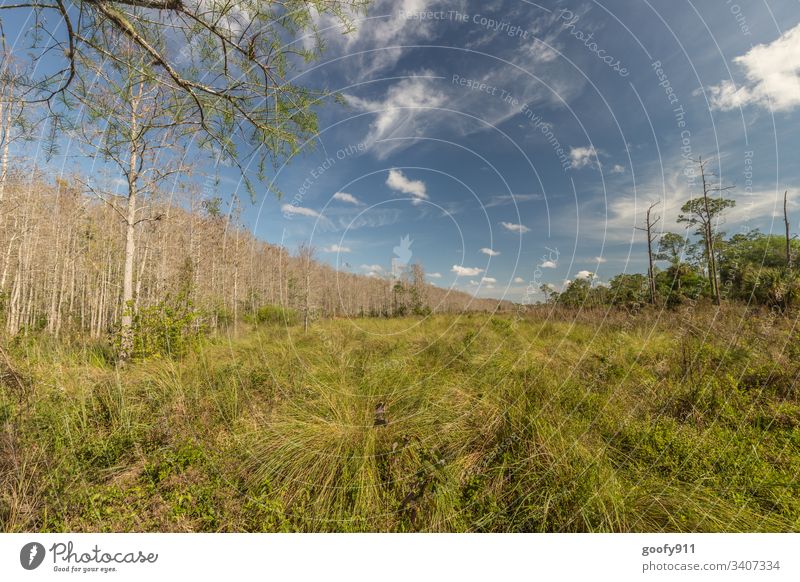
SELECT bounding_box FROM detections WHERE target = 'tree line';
[0,167,506,352]
[546,159,798,311]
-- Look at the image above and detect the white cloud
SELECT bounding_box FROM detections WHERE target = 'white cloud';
[386,168,428,205]
[575,270,595,280]
[469,278,495,289]
[360,264,384,272]
[480,247,500,257]
[500,221,530,233]
[611,164,625,174]
[282,204,320,218]
[539,259,557,269]
[427,272,442,279]
[578,162,794,244]
[346,46,584,160]
[594,256,608,263]
[452,265,484,277]
[322,244,352,253]
[347,76,446,160]
[513,276,525,283]
[332,192,361,205]
[707,23,800,111]
[569,145,601,169]
[310,0,443,79]
[327,6,586,161]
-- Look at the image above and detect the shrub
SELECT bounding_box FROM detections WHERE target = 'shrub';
[127,299,205,360]
[253,305,299,326]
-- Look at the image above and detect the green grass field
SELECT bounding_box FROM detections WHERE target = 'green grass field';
[1,306,799,532]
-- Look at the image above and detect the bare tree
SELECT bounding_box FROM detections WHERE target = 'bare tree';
[635,201,661,305]
[785,190,794,269]
[68,40,183,360]
[298,243,316,332]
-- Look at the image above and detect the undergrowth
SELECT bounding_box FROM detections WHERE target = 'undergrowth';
[1,305,798,532]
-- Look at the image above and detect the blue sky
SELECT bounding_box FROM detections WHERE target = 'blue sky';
[8,0,800,301]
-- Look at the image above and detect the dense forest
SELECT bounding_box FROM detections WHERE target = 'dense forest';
[0,168,508,354]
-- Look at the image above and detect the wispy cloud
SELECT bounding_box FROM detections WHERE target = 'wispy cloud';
[347,75,446,160]
[282,204,321,218]
[340,208,403,230]
[311,0,446,79]
[485,193,543,208]
[332,192,361,205]
[322,244,352,253]
[480,247,500,256]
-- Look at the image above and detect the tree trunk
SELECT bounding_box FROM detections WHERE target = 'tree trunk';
[785,191,792,269]
[699,162,720,305]
[119,86,141,362]
[119,176,138,361]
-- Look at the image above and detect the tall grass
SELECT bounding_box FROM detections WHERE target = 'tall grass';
[1,305,798,531]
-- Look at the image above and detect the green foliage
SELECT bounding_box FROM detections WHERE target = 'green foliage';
[128,298,204,360]
[544,230,800,310]
[608,273,649,308]
[657,232,690,265]
[678,197,737,236]
[252,305,299,326]
[655,264,708,306]
[717,233,800,308]
[556,278,593,307]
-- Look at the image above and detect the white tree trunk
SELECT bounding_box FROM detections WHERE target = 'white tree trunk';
[119,179,137,361]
